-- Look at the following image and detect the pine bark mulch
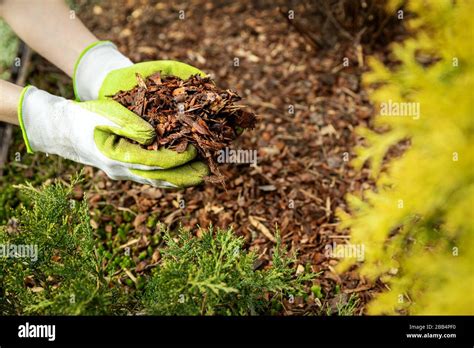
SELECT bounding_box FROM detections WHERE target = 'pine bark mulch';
[112,73,257,182]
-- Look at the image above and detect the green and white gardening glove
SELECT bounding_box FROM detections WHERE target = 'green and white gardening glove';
[73,41,206,100]
[73,41,209,184]
[17,86,208,188]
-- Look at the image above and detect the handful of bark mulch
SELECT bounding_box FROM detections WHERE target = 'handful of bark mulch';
[111,72,257,183]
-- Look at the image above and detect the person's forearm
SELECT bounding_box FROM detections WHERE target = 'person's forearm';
[0,0,98,77]
[0,80,22,125]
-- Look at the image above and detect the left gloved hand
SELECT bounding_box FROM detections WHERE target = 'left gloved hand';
[18,86,208,188]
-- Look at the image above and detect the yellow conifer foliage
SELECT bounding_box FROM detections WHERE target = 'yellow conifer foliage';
[337,0,474,314]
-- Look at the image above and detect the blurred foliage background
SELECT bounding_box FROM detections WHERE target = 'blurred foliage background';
[0,176,312,315]
[0,20,18,80]
[338,0,474,314]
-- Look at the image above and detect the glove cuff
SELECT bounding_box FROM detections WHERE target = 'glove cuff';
[73,41,133,101]
[17,86,35,154]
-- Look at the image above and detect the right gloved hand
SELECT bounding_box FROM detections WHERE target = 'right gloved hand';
[72,41,205,101]
[18,86,209,188]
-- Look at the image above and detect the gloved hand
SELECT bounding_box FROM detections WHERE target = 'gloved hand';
[73,41,206,100]
[72,41,209,184]
[18,86,208,188]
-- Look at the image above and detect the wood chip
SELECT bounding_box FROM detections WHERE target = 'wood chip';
[249,216,276,243]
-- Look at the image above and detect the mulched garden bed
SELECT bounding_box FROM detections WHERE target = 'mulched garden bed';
[20,0,408,315]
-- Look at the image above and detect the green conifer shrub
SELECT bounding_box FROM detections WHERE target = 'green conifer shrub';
[142,227,314,315]
[0,175,126,315]
[0,176,313,315]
